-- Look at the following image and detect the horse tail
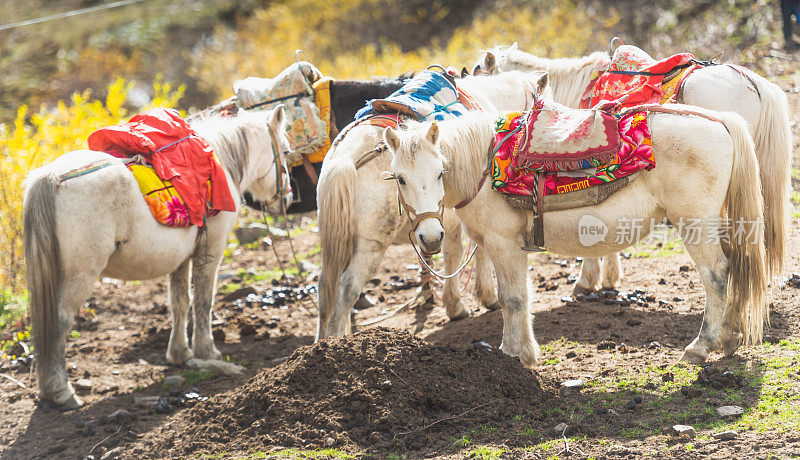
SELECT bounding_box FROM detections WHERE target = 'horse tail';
[23,170,63,389]
[719,111,768,346]
[316,156,358,340]
[749,73,791,279]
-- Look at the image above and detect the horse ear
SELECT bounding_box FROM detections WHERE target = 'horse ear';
[383,127,400,152]
[425,123,439,145]
[269,106,285,128]
[471,64,484,76]
[232,79,243,95]
[537,72,549,91]
[484,52,496,73]
[461,67,469,78]
[510,42,519,50]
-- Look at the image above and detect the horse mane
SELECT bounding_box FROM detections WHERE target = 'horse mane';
[401,111,496,205]
[190,111,270,187]
[457,70,543,111]
[490,45,610,108]
[330,78,405,131]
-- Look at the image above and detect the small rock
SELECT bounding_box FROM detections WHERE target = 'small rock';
[133,396,160,408]
[100,447,122,460]
[716,405,744,418]
[648,341,662,350]
[670,425,696,438]
[553,422,568,434]
[234,223,269,245]
[681,386,702,398]
[607,408,620,416]
[597,340,616,350]
[625,400,638,411]
[473,341,492,350]
[662,372,674,382]
[163,375,186,387]
[560,379,584,394]
[565,351,577,359]
[679,265,690,272]
[325,437,335,447]
[74,378,93,393]
[222,286,257,302]
[626,319,642,327]
[713,430,739,441]
[239,324,257,337]
[108,409,131,423]
[658,278,667,284]
[154,399,174,414]
[633,395,642,404]
[764,334,779,344]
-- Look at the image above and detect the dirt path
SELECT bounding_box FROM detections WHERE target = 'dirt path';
[3,89,800,460]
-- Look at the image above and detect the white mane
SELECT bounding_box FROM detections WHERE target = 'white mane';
[488,45,610,108]
[457,71,548,111]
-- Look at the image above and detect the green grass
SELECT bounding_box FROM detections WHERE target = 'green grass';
[0,289,27,332]
[468,445,506,460]
[264,448,354,459]
[181,369,218,385]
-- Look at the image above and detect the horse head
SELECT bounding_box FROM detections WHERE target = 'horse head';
[382,123,446,254]
[243,106,294,215]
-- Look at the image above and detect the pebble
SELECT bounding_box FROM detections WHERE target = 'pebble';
[325,437,335,447]
[560,379,584,394]
[133,396,160,408]
[713,430,739,441]
[553,422,568,434]
[74,378,93,393]
[108,409,131,423]
[670,425,696,438]
[565,351,577,359]
[163,375,186,387]
[716,405,744,418]
[597,340,616,350]
[648,341,662,349]
[473,341,492,350]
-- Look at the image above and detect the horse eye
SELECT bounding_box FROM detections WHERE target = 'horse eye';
[397,176,406,186]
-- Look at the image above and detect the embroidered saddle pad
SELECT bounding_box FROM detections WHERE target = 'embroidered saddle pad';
[491,106,654,199]
[354,70,478,122]
[589,45,696,108]
[233,61,329,165]
[127,163,203,228]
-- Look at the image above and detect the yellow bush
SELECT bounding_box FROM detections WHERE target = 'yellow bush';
[192,0,619,99]
[0,77,184,292]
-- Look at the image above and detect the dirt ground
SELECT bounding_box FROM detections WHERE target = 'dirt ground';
[5,79,800,460]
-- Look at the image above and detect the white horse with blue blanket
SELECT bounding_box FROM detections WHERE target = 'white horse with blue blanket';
[24,107,290,409]
[382,100,767,367]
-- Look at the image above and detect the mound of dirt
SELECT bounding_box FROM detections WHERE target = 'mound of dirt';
[134,328,553,456]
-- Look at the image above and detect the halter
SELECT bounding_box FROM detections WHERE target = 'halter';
[258,127,292,209]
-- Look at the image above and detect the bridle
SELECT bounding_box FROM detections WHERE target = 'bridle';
[258,126,292,210]
[394,179,445,256]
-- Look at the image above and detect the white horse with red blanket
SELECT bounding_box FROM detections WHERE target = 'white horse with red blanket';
[24,107,290,409]
[474,43,790,293]
[383,99,767,367]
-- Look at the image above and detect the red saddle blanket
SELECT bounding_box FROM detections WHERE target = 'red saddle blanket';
[88,108,235,227]
[589,45,696,108]
[491,103,654,197]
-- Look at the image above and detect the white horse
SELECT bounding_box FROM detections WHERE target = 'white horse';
[382,103,767,367]
[474,44,791,294]
[316,71,549,339]
[24,107,291,409]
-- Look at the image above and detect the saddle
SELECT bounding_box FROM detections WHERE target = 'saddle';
[233,61,331,167]
[491,101,655,251]
[589,45,698,108]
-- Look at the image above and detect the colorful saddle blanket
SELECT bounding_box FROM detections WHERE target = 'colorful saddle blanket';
[88,108,235,227]
[587,45,697,108]
[127,163,196,227]
[233,61,329,166]
[354,70,478,122]
[491,103,654,197]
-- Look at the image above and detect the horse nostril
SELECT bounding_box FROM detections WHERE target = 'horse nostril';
[419,234,427,245]
[438,231,444,242]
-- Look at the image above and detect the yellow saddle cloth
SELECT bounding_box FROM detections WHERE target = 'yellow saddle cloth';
[128,163,193,227]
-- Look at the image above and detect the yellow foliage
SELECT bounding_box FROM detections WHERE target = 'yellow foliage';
[192,0,619,99]
[0,78,184,292]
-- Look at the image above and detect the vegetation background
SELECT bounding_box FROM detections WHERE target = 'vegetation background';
[0,0,788,330]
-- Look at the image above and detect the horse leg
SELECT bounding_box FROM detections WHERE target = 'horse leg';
[572,257,601,295]
[190,254,223,360]
[680,241,740,364]
[328,238,385,336]
[166,258,193,364]
[40,274,95,409]
[473,246,500,310]
[490,242,539,367]
[600,253,623,290]
[442,211,468,320]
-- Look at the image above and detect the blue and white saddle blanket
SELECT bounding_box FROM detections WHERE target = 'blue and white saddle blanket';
[354,70,475,121]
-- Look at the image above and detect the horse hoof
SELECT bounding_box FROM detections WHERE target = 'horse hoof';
[446,301,469,320]
[484,301,502,311]
[51,390,83,411]
[723,333,743,357]
[571,285,596,296]
[680,349,707,365]
[166,347,194,365]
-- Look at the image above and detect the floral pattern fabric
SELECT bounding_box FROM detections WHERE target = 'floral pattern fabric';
[127,163,194,227]
[491,110,654,197]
